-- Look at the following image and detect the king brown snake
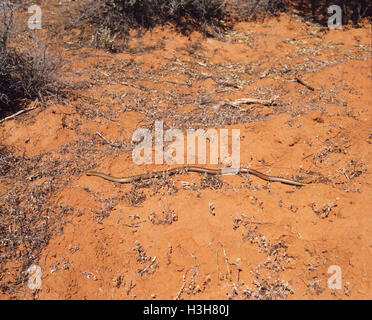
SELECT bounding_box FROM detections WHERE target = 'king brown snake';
[86,166,307,186]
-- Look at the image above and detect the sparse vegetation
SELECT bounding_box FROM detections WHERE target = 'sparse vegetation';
[228,0,288,21]
[76,0,228,50]
[293,0,371,26]
[0,0,370,300]
[0,1,65,119]
[73,0,371,51]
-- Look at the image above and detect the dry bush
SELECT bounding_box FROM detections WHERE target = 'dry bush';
[293,0,371,26]
[73,0,370,51]
[0,2,66,119]
[228,0,288,21]
[75,0,227,48]
[229,0,371,25]
[334,0,371,25]
[0,43,64,110]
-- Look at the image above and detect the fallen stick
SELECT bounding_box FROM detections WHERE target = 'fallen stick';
[224,97,277,107]
[0,99,38,124]
[246,221,273,225]
[137,256,157,276]
[211,97,278,110]
[218,242,231,280]
[96,131,121,148]
[295,76,315,91]
[120,81,147,90]
[173,271,188,300]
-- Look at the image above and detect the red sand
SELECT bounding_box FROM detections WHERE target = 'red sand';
[0,2,371,300]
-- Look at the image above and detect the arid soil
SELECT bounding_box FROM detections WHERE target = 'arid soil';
[0,1,371,300]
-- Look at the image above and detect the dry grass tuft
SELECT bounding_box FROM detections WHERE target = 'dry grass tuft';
[0,2,67,119]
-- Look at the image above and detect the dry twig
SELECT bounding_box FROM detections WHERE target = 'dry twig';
[137,256,157,276]
[295,76,315,91]
[212,97,278,110]
[0,99,38,123]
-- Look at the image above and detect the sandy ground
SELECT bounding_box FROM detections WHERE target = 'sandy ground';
[0,1,371,300]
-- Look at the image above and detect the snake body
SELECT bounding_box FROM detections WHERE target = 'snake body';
[86,166,307,186]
